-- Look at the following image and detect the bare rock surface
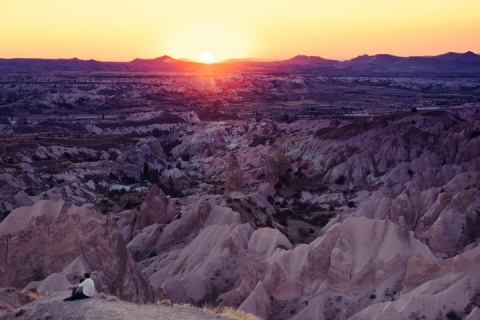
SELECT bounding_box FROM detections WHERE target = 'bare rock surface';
[0,291,228,320]
[112,111,480,319]
[0,195,155,303]
[0,289,31,317]
[131,184,178,238]
[2,108,480,319]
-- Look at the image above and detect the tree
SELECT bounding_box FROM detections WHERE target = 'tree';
[142,162,150,180]
[168,175,174,193]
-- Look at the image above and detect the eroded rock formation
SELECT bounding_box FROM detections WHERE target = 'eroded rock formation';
[0,195,155,303]
[2,108,480,319]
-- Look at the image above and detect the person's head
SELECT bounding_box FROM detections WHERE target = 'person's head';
[84,273,90,278]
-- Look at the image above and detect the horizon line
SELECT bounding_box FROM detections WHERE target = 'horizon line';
[0,50,478,64]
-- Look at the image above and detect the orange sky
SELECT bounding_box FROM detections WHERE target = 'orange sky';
[1,0,479,62]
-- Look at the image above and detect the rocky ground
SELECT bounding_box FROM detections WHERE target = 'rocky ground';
[0,290,231,320]
[1,72,480,319]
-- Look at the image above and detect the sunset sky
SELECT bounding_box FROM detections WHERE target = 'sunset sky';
[1,0,479,62]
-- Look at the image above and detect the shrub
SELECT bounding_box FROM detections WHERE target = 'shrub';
[212,306,262,320]
[446,310,461,320]
[0,210,10,222]
[267,195,274,204]
[334,175,345,185]
[161,140,181,157]
[466,212,480,245]
[98,292,119,301]
[265,216,273,227]
[294,170,304,178]
[470,130,480,139]
[108,151,119,161]
[124,201,140,210]
[276,211,289,227]
[310,213,333,227]
[14,308,26,317]
[119,171,137,184]
[464,292,480,314]
[25,187,35,196]
[157,299,172,305]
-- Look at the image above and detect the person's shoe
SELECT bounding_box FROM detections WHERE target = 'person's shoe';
[63,297,71,301]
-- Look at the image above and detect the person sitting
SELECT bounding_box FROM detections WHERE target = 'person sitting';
[63,273,95,301]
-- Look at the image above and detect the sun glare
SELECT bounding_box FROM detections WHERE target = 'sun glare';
[199,51,215,64]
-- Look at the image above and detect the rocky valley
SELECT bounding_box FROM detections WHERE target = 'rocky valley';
[1,54,480,319]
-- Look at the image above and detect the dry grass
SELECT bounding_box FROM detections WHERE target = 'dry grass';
[218,306,262,320]
[157,299,172,305]
[0,302,15,313]
[97,292,120,301]
[202,305,262,320]
[181,302,194,308]
[25,290,41,302]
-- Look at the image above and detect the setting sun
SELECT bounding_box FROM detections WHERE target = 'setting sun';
[199,51,215,64]
[0,0,479,61]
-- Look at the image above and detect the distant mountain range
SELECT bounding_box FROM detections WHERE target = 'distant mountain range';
[0,51,479,75]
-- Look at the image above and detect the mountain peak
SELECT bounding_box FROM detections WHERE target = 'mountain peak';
[289,55,327,61]
[129,55,178,64]
[153,55,176,62]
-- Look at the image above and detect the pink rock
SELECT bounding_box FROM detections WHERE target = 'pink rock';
[0,195,155,303]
